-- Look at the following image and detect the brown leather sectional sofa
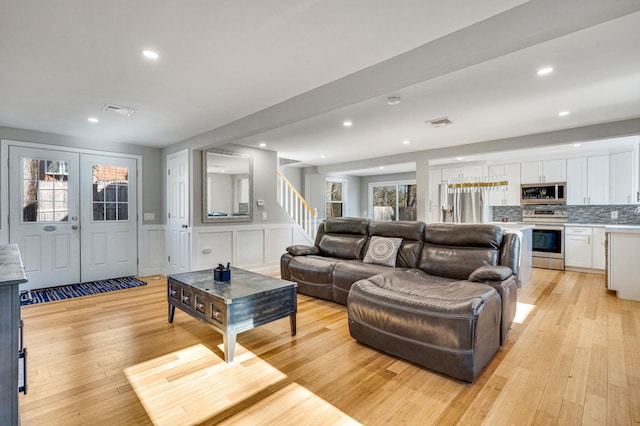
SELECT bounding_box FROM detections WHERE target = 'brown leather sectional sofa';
[280,217,521,382]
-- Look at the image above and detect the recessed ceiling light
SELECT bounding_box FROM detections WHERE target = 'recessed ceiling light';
[573,143,581,147]
[320,155,326,159]
[402,140,410,145]
[87,117,99,123]
[456,157,465,161]
[379,166,385,170]
[142,50,159,60]
[343,120,353,127]
[537,66,553,76]
[386,96,401,106]
[259,142,267,147]
[558,111,570,117]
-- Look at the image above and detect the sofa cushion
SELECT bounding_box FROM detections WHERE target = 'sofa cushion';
[288,255,337,284]
[419,224,503,280]
[468,265,513,282]
[318,234,368,260]
[323,217,369,235]
[363,236,402,267]
[332,260,397,305]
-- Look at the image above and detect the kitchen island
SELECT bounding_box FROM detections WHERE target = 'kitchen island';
[605,225,640,301]
[489,222,533,287]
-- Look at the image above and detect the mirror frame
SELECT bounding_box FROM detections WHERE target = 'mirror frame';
[202,150,253,223]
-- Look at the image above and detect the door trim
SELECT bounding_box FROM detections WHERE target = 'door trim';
[1,139,143,278]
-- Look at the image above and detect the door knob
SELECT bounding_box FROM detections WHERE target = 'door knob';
[181,224,188,228]
[72,225,78,230]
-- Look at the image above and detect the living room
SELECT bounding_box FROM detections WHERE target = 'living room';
[1,1,640,424]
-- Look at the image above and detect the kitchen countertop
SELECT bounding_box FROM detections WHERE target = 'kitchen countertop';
[604,225,640,233]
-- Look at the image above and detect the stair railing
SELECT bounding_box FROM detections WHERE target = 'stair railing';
[276,170,317,239]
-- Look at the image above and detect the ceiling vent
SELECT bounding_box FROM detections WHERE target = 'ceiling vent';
[102,103,136,117]
[426,117,453,128]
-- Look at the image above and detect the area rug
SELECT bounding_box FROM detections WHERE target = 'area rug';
[20,277,147,306]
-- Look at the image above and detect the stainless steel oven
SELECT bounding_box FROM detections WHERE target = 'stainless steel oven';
[522,208,567,270]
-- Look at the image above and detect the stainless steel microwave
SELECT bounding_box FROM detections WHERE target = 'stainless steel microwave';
[520,182,566,205]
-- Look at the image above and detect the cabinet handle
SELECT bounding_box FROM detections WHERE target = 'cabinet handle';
[588,236,591,245]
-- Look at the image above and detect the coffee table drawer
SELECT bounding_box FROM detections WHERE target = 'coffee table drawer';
[168,281,181,302]
[210,299,227,326]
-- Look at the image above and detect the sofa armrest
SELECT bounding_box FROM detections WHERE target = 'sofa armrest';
[286,245,320,256]
[468,265,512,282]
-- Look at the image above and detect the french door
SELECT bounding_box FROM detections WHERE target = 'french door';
[9,146,138,290]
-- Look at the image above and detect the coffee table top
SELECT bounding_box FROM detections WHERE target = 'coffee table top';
[168,267,295,303]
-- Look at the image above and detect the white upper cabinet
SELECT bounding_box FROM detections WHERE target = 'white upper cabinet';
[567,155,609,205]
[521,159,566,184]
[488,163,521,206]
[441,165,484,182]
[610,150,638,204]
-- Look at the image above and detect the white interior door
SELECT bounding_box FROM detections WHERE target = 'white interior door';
[9,147,80,289]
[167,149,190,274]
[80,154,138,282]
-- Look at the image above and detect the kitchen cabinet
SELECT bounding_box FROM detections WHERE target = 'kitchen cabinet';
[610,150,638,204]
[441,165,483,182]
[488,163,521,206]
[592,227,606,270]
[566,155,609,205]
[520,159,566,184]
[0,244,28,426]
[565,226,592,268]
[606,227,640,300]
[565,225,606,271]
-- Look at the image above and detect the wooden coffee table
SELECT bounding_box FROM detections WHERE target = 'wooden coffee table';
[167,267,296,362]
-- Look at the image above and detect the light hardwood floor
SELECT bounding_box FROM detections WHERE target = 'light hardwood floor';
[18,269,640,425]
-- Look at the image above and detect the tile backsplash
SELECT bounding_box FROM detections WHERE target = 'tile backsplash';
[492,205,640,225]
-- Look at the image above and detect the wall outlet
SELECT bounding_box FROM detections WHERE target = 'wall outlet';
[262,212,268,221]
[143,212,155,220]
[611,211,618,219]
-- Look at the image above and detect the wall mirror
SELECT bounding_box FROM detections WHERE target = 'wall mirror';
[203,150,253,222]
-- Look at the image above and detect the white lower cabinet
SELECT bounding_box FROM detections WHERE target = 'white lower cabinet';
[565,226,605,271]
[565,227,592,268]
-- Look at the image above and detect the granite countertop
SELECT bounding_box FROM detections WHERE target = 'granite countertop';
[564,223,606,227]
[0,243,28,286]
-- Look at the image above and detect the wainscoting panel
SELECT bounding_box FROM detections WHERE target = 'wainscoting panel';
[237,229,265,268]
[139,225,166,277]
[267,227,294,264]
[191,223,313,275]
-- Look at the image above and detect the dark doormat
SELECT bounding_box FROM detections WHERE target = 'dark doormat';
[20,277,147,306]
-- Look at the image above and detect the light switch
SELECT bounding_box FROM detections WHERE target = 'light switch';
[257,199,265,207]
[262,212,268,221]
[611,211,618,219]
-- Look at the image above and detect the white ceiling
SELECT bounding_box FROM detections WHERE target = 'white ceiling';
[1,1,639,172]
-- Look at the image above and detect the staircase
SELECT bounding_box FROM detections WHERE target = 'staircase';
[277,170,317,240]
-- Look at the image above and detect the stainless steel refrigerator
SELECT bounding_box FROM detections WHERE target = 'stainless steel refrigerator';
[439,184,489,223]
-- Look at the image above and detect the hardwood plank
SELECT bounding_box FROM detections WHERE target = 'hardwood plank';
[16,270,640,425]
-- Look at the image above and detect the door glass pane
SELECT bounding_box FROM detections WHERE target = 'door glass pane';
[21,157,69,222]
[92,164,129,221]
[372,185,397,220]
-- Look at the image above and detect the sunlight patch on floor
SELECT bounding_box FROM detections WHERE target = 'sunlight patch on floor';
[220,382,362,425]
[125,343,287,426]
[513,302,535,324]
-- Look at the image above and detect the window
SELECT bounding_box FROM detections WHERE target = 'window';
[369,181,417,221]
[21,158,69,222]
[92,164,129,221]
[325,178,346,219]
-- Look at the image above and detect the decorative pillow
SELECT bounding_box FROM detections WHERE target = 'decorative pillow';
[468,265,512,282]
[363,236,403,267]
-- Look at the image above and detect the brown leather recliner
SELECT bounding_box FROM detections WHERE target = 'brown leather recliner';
[281,218,521,382]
